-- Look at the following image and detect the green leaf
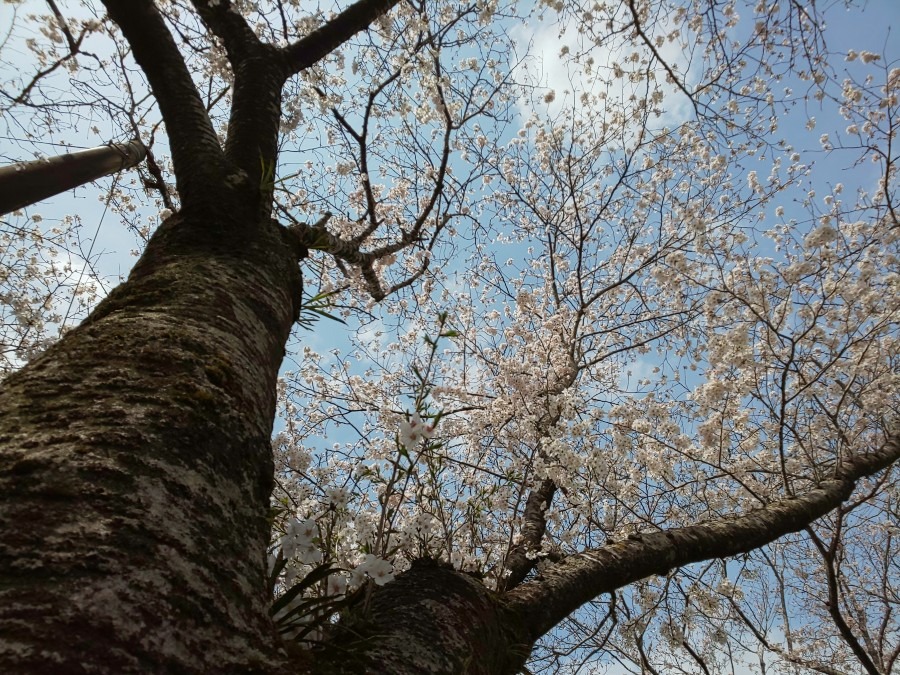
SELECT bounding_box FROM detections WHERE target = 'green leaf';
[276,593,351,629]
[298,288,347,327]
[267,550,288,594]
[305,306,347,324]
[270,562,337,617]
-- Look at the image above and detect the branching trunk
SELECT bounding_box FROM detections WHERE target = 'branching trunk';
[0,206,301,673]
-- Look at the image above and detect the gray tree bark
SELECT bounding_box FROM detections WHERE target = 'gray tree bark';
[0,203,302,673]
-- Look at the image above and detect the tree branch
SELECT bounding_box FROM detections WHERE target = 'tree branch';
[504,434,900,643]
[279,0,402,75]
[283,213,431,301]
[806,524,883,674]
[500,371,579,592]
[500,478,557,592]
[188,0,261,63]
[185,1,286,207]
[100,0,225,210]
[46,0,82,55]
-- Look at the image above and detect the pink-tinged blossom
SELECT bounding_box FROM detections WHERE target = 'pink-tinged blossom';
[326,573,348,596]
[352,554,394,586]
[399,413,434,448]
[804,224,839,248]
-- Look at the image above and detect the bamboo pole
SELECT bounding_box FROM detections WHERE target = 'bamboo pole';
[0,140,146,216]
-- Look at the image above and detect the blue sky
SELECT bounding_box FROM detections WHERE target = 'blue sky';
[1,1,899,670]
[2,0,898,326]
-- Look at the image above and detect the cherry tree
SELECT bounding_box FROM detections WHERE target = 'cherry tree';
[280,34,899,671]
[0,0,897,673]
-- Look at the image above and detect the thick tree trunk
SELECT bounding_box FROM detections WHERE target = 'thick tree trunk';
[0,204,301,673]
[310,559,530,675]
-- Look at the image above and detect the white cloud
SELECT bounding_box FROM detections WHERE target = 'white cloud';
[510,9,698,132]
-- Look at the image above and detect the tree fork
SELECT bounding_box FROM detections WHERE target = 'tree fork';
[309,559,531,675]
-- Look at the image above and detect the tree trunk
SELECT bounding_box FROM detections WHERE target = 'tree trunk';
[310,559,530,675]
[0,203,301,673]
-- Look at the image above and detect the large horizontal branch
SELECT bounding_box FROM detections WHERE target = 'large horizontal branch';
[101,0,225,209]
[503,434,900,643]
[279,0,402,74]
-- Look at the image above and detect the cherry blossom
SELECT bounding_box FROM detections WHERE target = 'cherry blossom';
[2,0,898,671]
[398,413,435,449]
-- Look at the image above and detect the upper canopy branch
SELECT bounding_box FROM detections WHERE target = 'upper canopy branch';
[100,0,225,209]
[503,433,900,643]
[282,210,450,302]
[187,1,286,203]
[188,0,263,64]
[279,0,403,75]
[498,353,586,592]
[183,0,406,210]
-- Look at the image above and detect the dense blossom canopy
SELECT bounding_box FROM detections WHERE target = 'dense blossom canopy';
[1,0,898,671]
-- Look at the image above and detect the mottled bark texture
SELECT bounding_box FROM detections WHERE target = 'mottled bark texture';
[0,204,302,673]
[311,559,531,675]
[500,477,556,592]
